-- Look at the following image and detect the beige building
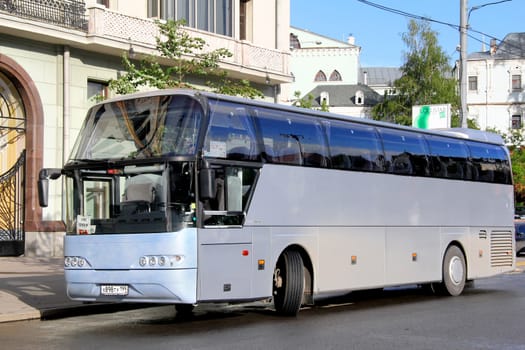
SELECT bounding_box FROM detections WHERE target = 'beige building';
[0,0,292,256]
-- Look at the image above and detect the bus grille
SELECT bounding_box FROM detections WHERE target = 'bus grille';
[490,230,513,267]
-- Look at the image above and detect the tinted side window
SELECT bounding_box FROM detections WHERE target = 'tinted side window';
[325,120,383,172]
[467,142,511,184]
[203,100,260,161]
[426,135,470,180]
[254,108,329,167]
[379,129,430,176]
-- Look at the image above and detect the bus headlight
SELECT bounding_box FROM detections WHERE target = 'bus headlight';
[64,256,90,268]
[138,255,184,268]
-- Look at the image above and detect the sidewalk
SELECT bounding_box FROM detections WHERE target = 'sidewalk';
[1,256,524,324]
[0,256,74,323]
[0,256,150,323]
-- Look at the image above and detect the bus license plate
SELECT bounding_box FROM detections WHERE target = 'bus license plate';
[100,285,129,296]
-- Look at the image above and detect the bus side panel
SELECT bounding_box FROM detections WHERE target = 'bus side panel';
[198,243,253,301]
[317,227,386,292]
[245,165,513,289]
[251,227,274,299]
[197,227,255,301]
[464,226,515,279]
[245,165,513,229]
[385,227,444,286]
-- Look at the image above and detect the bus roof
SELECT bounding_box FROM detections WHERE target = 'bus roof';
[100,89,505,146]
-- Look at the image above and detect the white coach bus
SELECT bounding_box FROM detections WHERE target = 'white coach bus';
[38,89,515,316]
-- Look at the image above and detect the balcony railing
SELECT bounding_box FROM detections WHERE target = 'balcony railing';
[0,0,87,31]
[0,2,289,78]
[88,7,288,76]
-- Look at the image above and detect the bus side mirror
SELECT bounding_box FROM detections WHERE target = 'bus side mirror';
[199,168,216,200]
[38,168,62,207]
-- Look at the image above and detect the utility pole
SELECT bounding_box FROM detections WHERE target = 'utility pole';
[459,0,510,128]
[460,0,468,128]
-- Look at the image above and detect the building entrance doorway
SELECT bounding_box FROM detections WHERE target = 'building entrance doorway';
[0,71,26,256]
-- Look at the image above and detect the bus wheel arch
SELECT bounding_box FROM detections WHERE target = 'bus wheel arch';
[272,245,314,316]
[433,243,467,296]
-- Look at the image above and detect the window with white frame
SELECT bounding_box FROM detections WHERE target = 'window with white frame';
[512,114,522,129]
[355,90,364,105]
[87,80,108,102]
[320,91,329,106]
[147,0,232,37]
[512,74,522,92]
[468,76,478,91]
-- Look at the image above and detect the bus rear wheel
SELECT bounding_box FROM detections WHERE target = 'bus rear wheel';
[433,245,466,296]
[273,250,305,316]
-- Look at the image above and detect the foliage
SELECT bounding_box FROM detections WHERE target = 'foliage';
[292,91,329,112]
[502,128,525,204]
[371,20,459,126]
[512,148,525,205]
[489,127,525,204]
[109,19,263,98]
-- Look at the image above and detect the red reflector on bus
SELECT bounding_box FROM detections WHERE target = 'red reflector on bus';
[242,250,249,256]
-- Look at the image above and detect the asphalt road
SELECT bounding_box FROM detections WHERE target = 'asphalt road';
[1,270,524,350]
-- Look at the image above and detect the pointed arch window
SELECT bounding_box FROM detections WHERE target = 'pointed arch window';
[329,70,342,81]
[314,70,327,82]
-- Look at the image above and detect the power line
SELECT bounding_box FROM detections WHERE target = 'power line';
[355,0,520,56]
[356,0,460,31]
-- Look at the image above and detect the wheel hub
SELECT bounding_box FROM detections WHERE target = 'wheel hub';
[449,256,464,285]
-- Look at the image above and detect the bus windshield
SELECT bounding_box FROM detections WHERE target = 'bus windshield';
[70,94,203,160]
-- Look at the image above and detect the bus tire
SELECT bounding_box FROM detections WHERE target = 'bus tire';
[434,245,466,296]
[273,250,305,316]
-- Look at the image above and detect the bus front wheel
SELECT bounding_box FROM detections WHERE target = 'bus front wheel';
[273,250,305,316]
[434,245,466,296]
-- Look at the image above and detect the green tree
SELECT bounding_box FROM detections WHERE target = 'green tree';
[109,19,263,99]
[503,128,525,205]
[512,148,525,205]
[372,20,459,126]
[486,127,525,205]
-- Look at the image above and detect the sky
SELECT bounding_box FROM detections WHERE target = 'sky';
[290,0,524,67]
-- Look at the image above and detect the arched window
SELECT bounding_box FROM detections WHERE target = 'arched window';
[0,71,25,170]
[314,70,327,82]
[329,70,342,81]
